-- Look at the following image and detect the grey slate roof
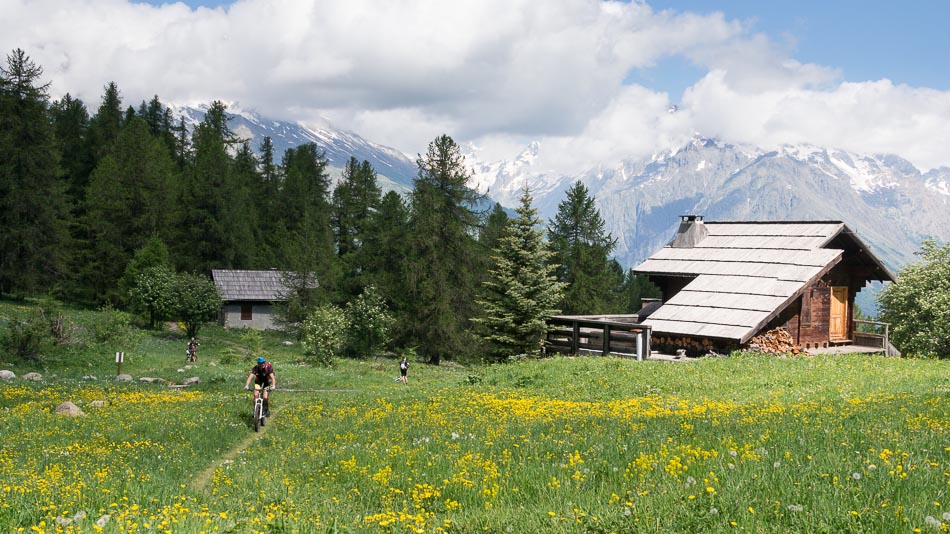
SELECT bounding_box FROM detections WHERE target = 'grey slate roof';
[211,270,292,302]
[632,221,893,343]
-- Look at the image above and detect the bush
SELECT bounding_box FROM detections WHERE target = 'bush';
[91,305,137,345]
[218,348,239,365]
[240,329,264,359]
[301,305,347,367]
[344,286,395,358]
[1,316,50,362]
[879,240,950,358]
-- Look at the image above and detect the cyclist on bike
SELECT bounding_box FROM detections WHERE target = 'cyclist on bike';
[245,357,275,417]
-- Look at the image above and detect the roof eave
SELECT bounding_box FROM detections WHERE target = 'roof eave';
[737,251,844,344]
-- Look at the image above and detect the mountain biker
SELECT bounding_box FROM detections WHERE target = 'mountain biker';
[186,337,200,362]
[245,357,275,417]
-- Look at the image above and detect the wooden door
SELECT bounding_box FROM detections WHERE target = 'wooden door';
[829,286,848,340]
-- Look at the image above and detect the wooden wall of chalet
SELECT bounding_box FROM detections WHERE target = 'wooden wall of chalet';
[772,261,864,349]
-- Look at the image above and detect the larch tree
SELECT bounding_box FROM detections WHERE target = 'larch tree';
[87,81,124,162]
[362,190,411,346]
[274,143,338,326]
[332,157,382,300]
[474,186,565,360]
[406,134,484,364]
[82,117,178,303]
[0,49,71,298]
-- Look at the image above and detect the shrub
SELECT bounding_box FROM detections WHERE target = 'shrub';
[218,348,239,365]
[240,329,264,359]
[1,316,50,362]
[91,305,137,345]
[344,286,394,358]
[879,240,950,358]
[301,305,347,367]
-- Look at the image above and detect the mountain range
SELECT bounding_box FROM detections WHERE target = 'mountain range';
[175,104,950,278]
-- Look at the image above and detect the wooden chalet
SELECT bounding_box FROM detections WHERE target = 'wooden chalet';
[211,270,294,330]
[631,216,897,354]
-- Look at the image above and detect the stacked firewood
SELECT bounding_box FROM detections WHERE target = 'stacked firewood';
[651,336,718,357]
[743,328,800,355]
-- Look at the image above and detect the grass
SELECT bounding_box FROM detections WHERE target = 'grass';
[2,300,950,532]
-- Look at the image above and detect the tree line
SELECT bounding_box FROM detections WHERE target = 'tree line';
[0,48,659,363]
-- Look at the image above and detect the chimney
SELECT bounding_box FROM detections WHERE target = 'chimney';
[670,215,708,248]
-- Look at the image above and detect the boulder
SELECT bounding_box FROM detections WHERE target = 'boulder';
[115,374,133,382]
[182,377,201,386]
[139,377,165,384]
[89,400,107,408]
[23,372,43,381]
[82,375,98,381]
[282,340,294,346]
[0,370,15,380]
[55,401,85,417]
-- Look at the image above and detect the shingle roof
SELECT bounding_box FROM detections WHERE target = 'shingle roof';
[211,270,292,302]
[632,220,893,344]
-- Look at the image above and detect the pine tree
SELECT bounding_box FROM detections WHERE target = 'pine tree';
[87,81,124,162]
[332,157,382,300]
[273,143,338,324]
[175,100,250,272]
[548,181,619,314]
[232,141,264,267]
[50,93,93,206]
[82,116,178,303]
[406,135,485,364]
[0,49,71,297]
[363,190,411,345]
[479,202,510,252]
[474,186,565,360]
[253,136,281,265]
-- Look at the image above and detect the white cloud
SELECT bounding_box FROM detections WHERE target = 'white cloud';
[2,0,949,172]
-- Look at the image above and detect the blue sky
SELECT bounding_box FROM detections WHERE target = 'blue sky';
[648,1,949,94]
[6,0,950,171]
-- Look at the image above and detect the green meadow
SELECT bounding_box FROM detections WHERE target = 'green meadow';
[2,304,950,533]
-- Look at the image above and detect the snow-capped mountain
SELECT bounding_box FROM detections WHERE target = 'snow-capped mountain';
[171,103,418,192]
[171,103,947,279]
[469,137,950,273]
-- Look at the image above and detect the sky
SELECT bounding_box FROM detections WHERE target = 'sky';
[3,0,950,174]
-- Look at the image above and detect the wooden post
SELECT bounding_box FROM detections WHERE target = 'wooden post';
[571,321,579,355]
[637,329,643,362]
[602,324,610,356]
[115,351,124,375]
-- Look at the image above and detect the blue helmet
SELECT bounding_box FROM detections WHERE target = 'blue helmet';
[257,357,266,364]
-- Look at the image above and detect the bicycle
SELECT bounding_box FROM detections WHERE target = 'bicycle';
[248,383,271,432]
[185,348,196,363]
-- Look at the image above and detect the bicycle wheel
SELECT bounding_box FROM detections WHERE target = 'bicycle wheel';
[253,401,261,432]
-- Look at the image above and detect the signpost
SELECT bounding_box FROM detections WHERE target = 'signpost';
[116,351,125,376]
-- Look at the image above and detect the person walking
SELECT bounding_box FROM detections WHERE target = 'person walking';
[399,356,409,384]
[186,337,200,362]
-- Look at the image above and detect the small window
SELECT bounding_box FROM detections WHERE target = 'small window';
[241,304,253,321]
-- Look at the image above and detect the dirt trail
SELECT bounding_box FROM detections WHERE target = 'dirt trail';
[190,388,362,494]
[191,402,287,493]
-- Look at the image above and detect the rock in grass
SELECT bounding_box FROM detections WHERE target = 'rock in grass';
[0,370,14,380]
[55,402,85,417]
[23,372,43,381]
[182,377,201,385]
[116,374,132,382]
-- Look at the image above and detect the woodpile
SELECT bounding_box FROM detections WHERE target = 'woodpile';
[742,328,800,355]
[651,335,718,357]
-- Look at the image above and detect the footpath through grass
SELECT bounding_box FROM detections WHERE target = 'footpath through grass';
[1,307,950,532]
